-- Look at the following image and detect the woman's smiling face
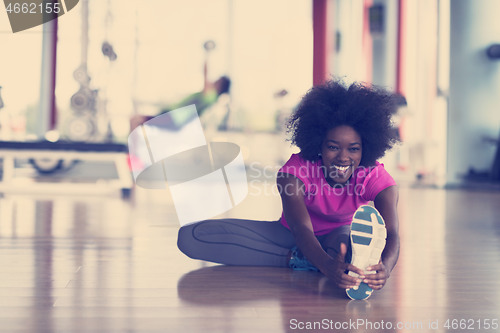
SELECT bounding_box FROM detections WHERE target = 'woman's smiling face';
[320,125,362,186]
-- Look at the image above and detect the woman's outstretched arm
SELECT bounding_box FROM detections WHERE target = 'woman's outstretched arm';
[277,172,365,289]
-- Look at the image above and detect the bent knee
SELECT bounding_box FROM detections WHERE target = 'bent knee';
[177,225,196,258]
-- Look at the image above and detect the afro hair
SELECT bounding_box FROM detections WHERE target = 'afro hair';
[287,80,401,167]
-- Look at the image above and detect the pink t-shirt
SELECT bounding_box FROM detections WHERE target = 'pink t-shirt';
[278,153,396,236]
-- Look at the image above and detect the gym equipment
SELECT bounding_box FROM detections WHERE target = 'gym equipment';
[0,140,132,197]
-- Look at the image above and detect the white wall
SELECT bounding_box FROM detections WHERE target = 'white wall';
[448,0,500,184]
[331,0,368,83]
[371,0,398,90]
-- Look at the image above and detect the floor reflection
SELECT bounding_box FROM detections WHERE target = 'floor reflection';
[0,185,499,332]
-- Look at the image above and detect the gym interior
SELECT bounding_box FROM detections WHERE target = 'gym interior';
[0,0,499,332]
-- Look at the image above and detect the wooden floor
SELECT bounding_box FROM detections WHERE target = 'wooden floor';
[0,183,499,332]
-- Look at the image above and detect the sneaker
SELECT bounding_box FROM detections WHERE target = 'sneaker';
[288,246,319,272]
[346,205,387,300]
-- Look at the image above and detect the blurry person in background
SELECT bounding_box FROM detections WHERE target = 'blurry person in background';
[129,75,230,132]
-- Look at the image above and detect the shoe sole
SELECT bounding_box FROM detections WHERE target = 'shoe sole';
[346,205,387,300]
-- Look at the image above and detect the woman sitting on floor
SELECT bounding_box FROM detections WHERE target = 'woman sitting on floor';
[177,79,401,300]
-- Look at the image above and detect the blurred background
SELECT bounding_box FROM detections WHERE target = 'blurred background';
[0,0,499,190]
